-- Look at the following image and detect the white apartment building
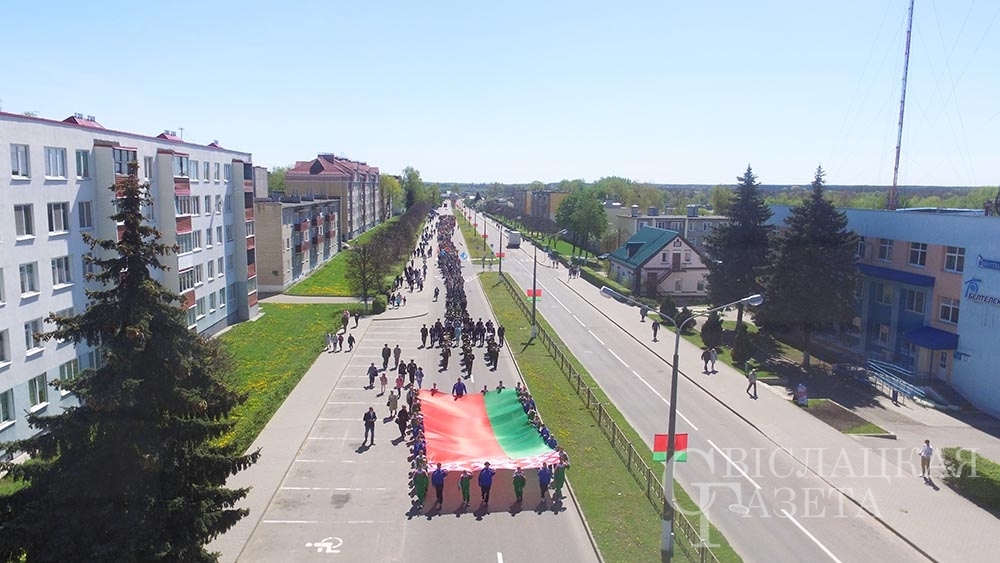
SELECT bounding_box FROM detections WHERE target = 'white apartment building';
[1,112,260,447]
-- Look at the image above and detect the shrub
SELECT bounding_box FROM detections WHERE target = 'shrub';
[675,307,694,332]
[371,295,387,314]
[942,447,1000,511]
[579,267,631,297]
[700,310,724,349]
[731,324,755,368]
[659,295,678,325]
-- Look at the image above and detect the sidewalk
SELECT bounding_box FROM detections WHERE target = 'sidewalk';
[563,276,1000,562]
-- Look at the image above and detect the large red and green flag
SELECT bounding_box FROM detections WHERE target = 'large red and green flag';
[526,288,542,302]
[653,433,688,462]
[422,390,559,471]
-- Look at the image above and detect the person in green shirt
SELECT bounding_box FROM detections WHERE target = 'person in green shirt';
[553,461,567,499]
[412,467,429,508]
[458,470,473,506]
[512,466,526,503]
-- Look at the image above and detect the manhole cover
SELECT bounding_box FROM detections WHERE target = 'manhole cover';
[729,504,749,516]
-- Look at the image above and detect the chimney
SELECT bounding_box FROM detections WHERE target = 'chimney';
[630,205,639,217]
[74,112,83,119]
[648,206,659,216]
[687,204,698,218]
[86,115,95,122]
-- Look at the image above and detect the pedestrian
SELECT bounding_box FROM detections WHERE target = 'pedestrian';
[440,346,451,370]
[353,310,360,328]
[387,391,398,417]
[512,466,526,503]
[709,347,718,372]
[553,461,567,499]
[497,324,505,347]
[347,333,355,352]
[478,462,496,505]
[382,344,391,370]
[367,362,379,390]
[363,407,377,445]
[341,310,350,333]
[379,371,388,395]
[431,463,448,507]
[395,406,410,439]
[415,366,425,389]
[337,333,344,352]
[918,439,933,478]
[395,374,405,396]
[458,469,472,506]
[393,344,402,368]
[701,348,711,373]
[420,324,429,348]
[407,359,417,386]
[640,305,648,322]
[538,464,553,502]
[413,466,429,508]
[652,321,659,342]
[452,377,467,399]
[746,368,758,399]
[325,331,334,353]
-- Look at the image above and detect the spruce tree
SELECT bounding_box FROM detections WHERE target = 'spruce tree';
[0,162,259,562]
[700,310,724,349]
[756,166,858,367]
[704,164,773,328]
[731,324,756,370]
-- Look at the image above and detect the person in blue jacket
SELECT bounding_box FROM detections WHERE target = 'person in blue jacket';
[478,462,496,505]
[538,464,553,503]
[431,463,448,507]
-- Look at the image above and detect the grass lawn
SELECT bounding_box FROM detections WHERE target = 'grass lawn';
[455,212,496,261]
[285,218,400,297]
[802,399,888,435]
[480,272,741,563]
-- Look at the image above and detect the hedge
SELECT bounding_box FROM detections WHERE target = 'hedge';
[942,447,1000,511]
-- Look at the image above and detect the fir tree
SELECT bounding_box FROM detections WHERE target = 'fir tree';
[659,295,679,326]
[730,324,756,370]
[704,164,773,328]
[700,310,724,350]
[756,166,858,367]
[0,162,259,562]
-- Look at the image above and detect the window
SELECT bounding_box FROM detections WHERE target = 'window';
[904,290,926,314]
[194,265,204,285]
[144,156,154,179]
[177,233,193,254]
[223,163,231,181]
[218,287,226,308]
[875,283,893,305]
[179,268,195,292]
[224,194,232,211]
[203,161,210,181]
[142,199,156,222]
[191,196,201,215]
[187,306,197,327]
[215,195,222,214]
[19,263,38,295]
[196,297,206,318]
[75,150,90,179]
[217,257,224,275]
[225,226,233,242]
[44,147,67,178]
[216,226,223,244]
[245,221,254,236]
[696,279,706,291]
[51,256,73,286]
[0,389,13,424]
[206,228,213,247]
[191,160,200,181]
[113,148,136,175]
[11,144,30,177]
[214,163,221,182]
[24,318,43,352]
[207,260,214,280]
[0,269,4,304]
[28,374,48,407]
[945,246,965,273]
[15,204,34,237]
[674,278,683,291]
[82,253,95,278]
[209,292,217,311]
[226,254,234,270]
[939,297,960,324]
[172,155,189,177]
[684,251,691,263]
[939,351,949,369]
[876,323,890,346]
[175,195,193,216]
[0,329,8,363]
[78,201,94,229]
[192,230,202,250]
[909,242,928,267]
[856,236,866,258]
[59,359,80,384]
[47,202,70,233]
[248,277,257,294]
[878,238,893,261]
[204,196,212,215]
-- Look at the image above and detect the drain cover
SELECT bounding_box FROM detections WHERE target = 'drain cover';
[729,504,750,516]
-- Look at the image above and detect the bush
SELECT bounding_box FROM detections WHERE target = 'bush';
[700,311,724,349]
[579,267,632,297]
[943,447,1000,511]
[371,295,387,315]
[731,324,755,368]
[659,295,678,325]
[675,307,694,332]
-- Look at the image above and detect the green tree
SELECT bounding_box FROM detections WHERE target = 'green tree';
[708,184,735,215]
[0,162,258,562]
[592,176,634,203]
[401,166,424,209]
[346,243,389,311]
[700,310,724,349]
[528,180,547,192]
[268,164,292,194]
[757,166,859,367]
[659,295,679,325]
[731,324,756,369]
[676,307,694,333]
[704,164,773,328]
[379,174,403,221]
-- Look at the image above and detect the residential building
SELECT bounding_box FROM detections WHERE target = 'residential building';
[510,189,531,217]
[254,195,340,293]
[283,154,381,241]
[607,227,709,302]
[769,205,1000,417]
[529,191,568,221]
[613,205,728,257]
[1,112,260,447]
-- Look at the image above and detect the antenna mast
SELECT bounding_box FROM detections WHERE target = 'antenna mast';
[889,0,915,211]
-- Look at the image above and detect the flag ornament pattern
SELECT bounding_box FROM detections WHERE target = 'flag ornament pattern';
[652,433,688,462]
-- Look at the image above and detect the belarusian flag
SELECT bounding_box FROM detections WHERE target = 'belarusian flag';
[526,288,542,302]
[652,433,688,462]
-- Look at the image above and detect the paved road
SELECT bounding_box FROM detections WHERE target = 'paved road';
[211,208,600,563]
[472,212,1000,563]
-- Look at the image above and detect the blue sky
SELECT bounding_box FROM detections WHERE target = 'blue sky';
[3,0,997,186]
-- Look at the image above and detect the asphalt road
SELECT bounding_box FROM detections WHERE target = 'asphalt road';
[481,219,927,563]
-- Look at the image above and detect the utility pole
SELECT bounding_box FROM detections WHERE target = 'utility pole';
[889,0,915,211]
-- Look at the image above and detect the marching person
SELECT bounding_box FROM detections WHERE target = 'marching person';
[478,462,496,505]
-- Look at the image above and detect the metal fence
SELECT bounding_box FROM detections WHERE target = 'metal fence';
[497,273,721,563]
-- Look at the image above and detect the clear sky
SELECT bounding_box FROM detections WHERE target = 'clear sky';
[3,0,997,186]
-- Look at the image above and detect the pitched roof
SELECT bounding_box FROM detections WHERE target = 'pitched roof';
[608,227,680,269]
[286,154,380,179]
[61,115,105,129]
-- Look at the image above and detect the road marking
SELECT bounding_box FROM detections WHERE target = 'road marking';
[780,509,843,563]
[308,436,350,440]
[497,553,504,563]
[294,459,331,463]
[631,370,698,430]
[706,439,762,490]
[572,314,585,326]
[281,487,332,491]
[608,350,629,368]
[318,418,358,421]
[263,520,319,524]
[588,330,605,345]
[327,401,367,405]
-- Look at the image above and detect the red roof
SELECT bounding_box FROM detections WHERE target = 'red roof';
[157,132,183,141]
[286,154,380,179]
[61,115,105,129]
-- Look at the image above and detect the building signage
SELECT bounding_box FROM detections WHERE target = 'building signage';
[965,278,1000,307]
[978,255,1000,271]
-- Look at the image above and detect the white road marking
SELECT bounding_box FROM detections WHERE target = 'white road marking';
[588,330,605,345]
[706,439,762,490]
[318,418,358,421]
[327,401,367,404]
[631,370,698,430]
[608,350,629,368]
[497,553,504,563]
[307,436,350,440]
[281,487,332,491]
[780,509,843,563]
[572,314,585,326]
[294,460,331,463]
[263,520,319,524]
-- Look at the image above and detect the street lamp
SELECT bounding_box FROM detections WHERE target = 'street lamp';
[600,287,763,563]
[530,242,539,338]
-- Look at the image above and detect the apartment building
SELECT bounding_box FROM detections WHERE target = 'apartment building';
[283,154,380,241]
[1,112,260,446]
[254,195,340,293]
[770,205,1000,418]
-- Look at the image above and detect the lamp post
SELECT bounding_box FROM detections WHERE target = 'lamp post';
[498,220,503,274]
[530,242,539,338]
[599,287,763,563]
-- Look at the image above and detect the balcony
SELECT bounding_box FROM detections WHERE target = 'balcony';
[247,262,256,278]
[245,208,254,221]
[246,236,255,250]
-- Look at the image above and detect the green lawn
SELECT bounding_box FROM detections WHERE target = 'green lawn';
[286,218,400,297]
[455,212,496,261]
[480,272,740,563]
